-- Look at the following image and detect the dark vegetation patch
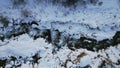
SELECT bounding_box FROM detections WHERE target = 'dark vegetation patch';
[12,0,102,8]
[52,0,102,8]
[0,16,9,28]
[96,54,120,68]
[0,20,120,52]
[0,20,120,67]
[63,0,102,8]
[11,0,26,7]
[62,0,79,7]
[51,29,120,52]
[0,51,41,68]
[0,20,51,43]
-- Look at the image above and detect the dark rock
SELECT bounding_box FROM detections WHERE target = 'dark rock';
[31,53,41,68]
[0,58,7,68]
[62,0,78,7]
[0,34,4,41]
[31,21,39,26]
[96,39,111,50]
[112,31,120,45]
[10,56,17,63]
[78,37,97,51]
[41,29,51,43]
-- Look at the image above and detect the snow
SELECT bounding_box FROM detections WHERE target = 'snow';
[0,0,120,68]
[0,34,52,57]
[79,55,92,67]
[0,34,120,67]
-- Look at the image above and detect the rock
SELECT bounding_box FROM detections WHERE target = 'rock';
[96,39,111,51]
[112,31,120,45]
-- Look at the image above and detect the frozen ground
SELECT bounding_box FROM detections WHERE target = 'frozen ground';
[0,0,120,68]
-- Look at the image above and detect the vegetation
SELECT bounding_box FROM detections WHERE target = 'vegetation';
[52,30,120,51]
[112,31,120,45]
[11,0,26,7]
[0,16,9,28]
[0,19,120,52]
[62,0,78,7]
[0,18,120,67]
[34,0,101,8]
[0,51,41,68]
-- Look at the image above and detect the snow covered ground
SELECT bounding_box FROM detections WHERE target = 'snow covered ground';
[0,34,120,68]
[0,0,120,68]
[1,0,120,40]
